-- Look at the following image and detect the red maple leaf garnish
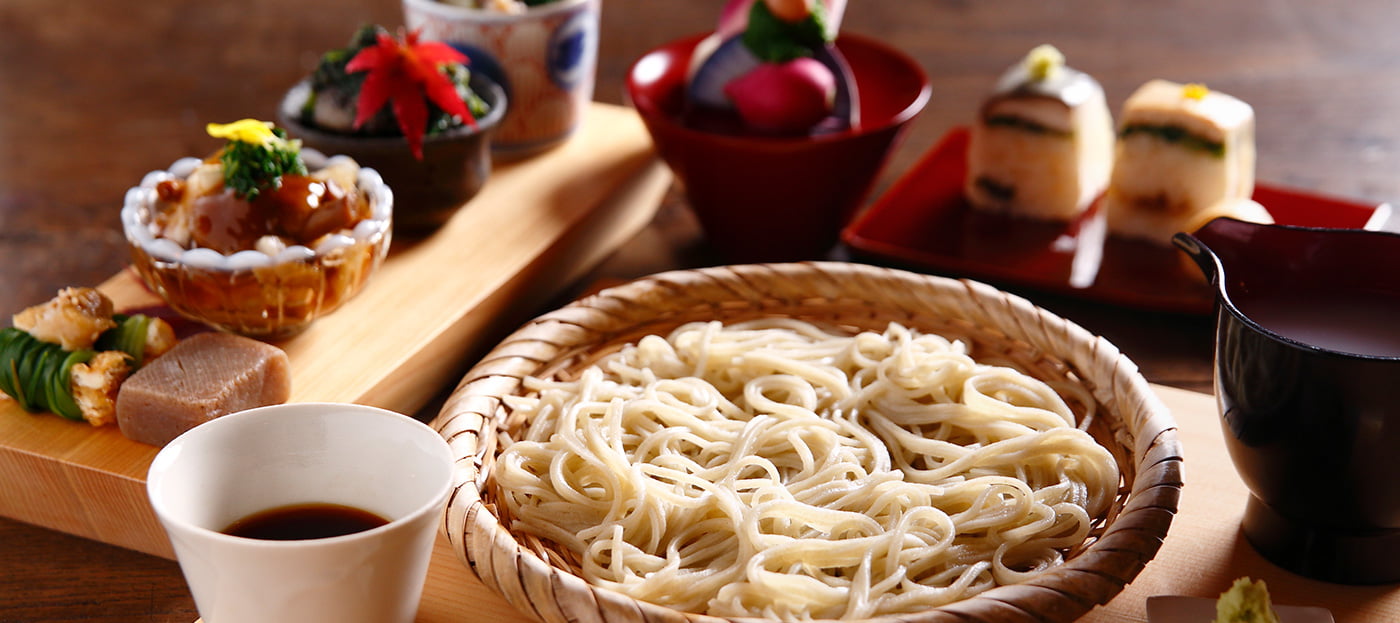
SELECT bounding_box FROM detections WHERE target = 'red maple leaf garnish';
[347,29,477,159]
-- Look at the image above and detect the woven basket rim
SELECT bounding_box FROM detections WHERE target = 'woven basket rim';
[434,261,1182,623]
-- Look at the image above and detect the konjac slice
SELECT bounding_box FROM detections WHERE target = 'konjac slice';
[115,332,290,446]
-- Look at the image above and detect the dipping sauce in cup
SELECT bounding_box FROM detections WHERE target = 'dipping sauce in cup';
[222,502,389,540]
[146,403,453,623]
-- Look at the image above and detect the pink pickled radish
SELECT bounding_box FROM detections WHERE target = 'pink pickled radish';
[723,57,837,133]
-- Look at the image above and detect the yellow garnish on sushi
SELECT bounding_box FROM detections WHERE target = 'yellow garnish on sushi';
[1183,82,1211,101]
[1026,44,1065,82]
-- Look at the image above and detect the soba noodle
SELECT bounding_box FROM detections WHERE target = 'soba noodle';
[495,319,1119,620]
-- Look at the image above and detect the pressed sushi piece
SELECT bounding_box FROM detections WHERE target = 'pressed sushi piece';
[115,332,290,446]
[1104,80,1263,244]
[965,44,1115,221]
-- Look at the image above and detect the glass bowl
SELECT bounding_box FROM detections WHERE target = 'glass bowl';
[120,150,393,339]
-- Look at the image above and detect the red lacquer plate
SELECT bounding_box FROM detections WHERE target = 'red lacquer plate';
[841,127,1394,315]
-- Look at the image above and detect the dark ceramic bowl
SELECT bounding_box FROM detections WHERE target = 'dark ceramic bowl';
[626,33,930,263]
[278,74,507,233]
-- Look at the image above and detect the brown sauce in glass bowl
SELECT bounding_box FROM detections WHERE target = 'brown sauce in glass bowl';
[163,175,369,254]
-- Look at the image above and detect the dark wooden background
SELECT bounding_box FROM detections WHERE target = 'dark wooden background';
[4,0,1400,619]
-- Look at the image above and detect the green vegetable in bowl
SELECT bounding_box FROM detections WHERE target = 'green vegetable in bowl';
[742,0,831,63]
[206,119,308,200]
[297,24,490,157]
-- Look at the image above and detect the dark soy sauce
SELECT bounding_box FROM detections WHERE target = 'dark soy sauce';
[223,503,389,540]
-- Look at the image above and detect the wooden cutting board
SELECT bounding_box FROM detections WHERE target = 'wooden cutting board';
[196,384,1400,622]
[0,101,672,558]
[409,384,1398,623]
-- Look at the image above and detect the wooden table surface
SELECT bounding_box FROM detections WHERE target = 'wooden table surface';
[3,0,1399,620]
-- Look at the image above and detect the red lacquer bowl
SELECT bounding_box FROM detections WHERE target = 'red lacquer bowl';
[626,34,930,263]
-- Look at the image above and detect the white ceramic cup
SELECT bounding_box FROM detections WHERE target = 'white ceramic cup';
[403,0,600,158]
[146,403,453,623]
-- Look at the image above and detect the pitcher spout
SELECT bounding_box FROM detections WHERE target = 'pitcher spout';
[1173,215,1289,298]
[1171,227,1223,287]
[1177,216,1400,360]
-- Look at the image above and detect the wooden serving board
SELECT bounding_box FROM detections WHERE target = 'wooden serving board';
[402,385,1400,623]
[0,102,672,559]
[194,384,1400,622]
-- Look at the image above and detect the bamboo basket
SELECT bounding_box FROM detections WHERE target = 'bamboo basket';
[434,262,1182,623]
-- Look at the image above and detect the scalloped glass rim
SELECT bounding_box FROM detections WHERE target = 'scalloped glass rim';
[402,0,591,22]
[120,148,393,270]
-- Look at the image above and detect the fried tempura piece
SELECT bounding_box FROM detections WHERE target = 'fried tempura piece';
[13,288,117,351]
[70,317,175,426]
[142,318,178,361]
[70,351,133,427]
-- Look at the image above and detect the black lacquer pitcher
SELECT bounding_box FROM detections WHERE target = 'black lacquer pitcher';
[1175,217,1400,584]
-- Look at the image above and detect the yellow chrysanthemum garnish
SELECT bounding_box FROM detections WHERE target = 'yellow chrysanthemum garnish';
[1183,83,1211,101]
[206,119,306,200]
[207,119,280,147]
[1026,44,1066,82]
